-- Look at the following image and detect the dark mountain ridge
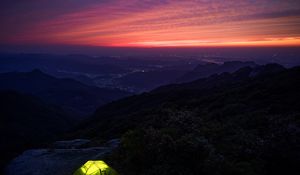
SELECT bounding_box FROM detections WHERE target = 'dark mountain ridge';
[156,63,286,93]
[0,70,131,118]
[71,63,299,175]
[74,63,288,137]
[0,53,206,93]
[0,90,72,172]
[176,61,258,83]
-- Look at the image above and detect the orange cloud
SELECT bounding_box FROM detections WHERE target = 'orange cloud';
[2,0,300,47]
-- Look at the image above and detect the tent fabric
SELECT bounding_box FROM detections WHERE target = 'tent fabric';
[73,160,118,175]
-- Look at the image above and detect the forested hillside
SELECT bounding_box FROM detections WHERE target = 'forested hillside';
[73,64,299,175]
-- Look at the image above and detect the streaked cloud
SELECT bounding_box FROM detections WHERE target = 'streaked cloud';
[1,0,300,46]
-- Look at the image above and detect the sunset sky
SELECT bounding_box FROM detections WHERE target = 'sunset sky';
[1,0,300,47]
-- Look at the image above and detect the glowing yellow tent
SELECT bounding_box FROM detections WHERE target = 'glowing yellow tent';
[73,160,118,175]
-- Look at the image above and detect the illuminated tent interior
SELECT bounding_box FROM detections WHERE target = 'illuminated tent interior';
[73,160,118,175]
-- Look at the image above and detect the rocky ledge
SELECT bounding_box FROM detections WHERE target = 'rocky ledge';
[5,139,120,175]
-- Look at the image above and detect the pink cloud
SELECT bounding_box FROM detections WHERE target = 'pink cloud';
[2,0,300,46]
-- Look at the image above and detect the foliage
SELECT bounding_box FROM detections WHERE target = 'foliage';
[76,65,300,175]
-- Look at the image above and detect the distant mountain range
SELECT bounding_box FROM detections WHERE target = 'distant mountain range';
[72,63,299,175]
[1,58,299,175]
[116,70,187,92]
[5,54,293,94]
[176,61,258,83]
[0,53,127,75]
[115,61,261,92]
[0,70,131,118]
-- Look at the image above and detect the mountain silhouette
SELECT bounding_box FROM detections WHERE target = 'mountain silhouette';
[72,64,298,175]
[0,90,72,171]
[176,61,258,83]
[0,70,131,118]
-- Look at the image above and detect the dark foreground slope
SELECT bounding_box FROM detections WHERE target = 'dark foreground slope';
[73,64,299,175]
[0,90,72,172]
[0,70,131,118]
